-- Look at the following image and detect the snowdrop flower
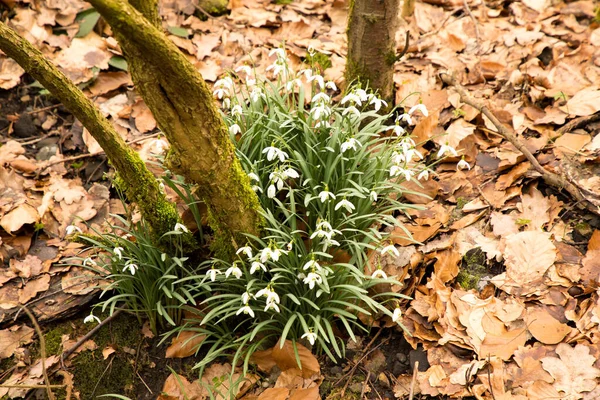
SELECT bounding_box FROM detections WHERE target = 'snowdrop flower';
[269,47,286,59]
[153,138,169,154]
[231,105,243,117]
[397,113,413,125]
[310,103,332,120]
[315,120,331,129]
[235,65,252,76]
[113,247,124,260]
[66,225,82,235]
[392,307,402,323]
[341,93,362,106]
[335,199,355,213]
[225,264,243,279]
[262,146,289,162]
[316,220,333,231]
[174,223,188,233]
[321,237,340,251]
[298,68,313,80]
[437,142,458,158]
[409,103,429,117]
[392,125,406,136]
[222,98,231,109]
[286,78,302,91]
[370,191,378,202]
[83,257,96,267]
[303,259,321,271]
[325,81,337,91]
[303,272,323,289]
[301,331,318,346]
[213,77,233,99]
[311,92,330,104]
[241,291,253,304]
[248,172,260,182]
[207,268,222,282]
[264,301,280,313]
[308,74,325,89]
[318,189,336,203]
[343,106,361,118]
[84,313,101,324]
[457,158,471,171]
[267,184,276,199]
[417,169,430,181]
[123,262,138,275]
[370,96,388,112]
[266,61,286,78]
[286,241,293,251]
[250,261,267,274]
[250,87,265,103]
[256,287,280,305]
[371,268,388,279]
[380,245,400,257]
[159,181,166,193]
[236,245,253,259]
[236,304,255,318]
[340,137,362,153]
[283,168,299,179]
[259,245,285,263]
[390,165,415,181]
[355,89,369,102]
[252,185,263,193]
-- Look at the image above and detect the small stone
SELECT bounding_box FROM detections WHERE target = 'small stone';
[13,114,37,138]
[392,361,404,376]
[330,366,343,376]
[36,144,58,161]
[396,353,407,363]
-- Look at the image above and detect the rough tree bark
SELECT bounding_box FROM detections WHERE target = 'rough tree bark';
[88,0,263,257]
[0,21,181,242]
[346,0,401,105]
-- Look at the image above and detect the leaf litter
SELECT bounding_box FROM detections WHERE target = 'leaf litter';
[0,0,599,398]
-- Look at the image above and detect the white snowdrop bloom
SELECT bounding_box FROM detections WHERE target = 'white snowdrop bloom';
[213,87,229,99]
[266,61,285,78]
[390,165,415,181]
[207,268,222,282]
[371,269,388,279]
[341,93,362,106]
[355,89,369,102]
[380,245,400,257]
[437,142,458,158]
[283,168,300,179]
[259,247,273,263]
[269,171,286,191]
[316,220,333,231]
[225,265,243,279]
[66,225,82,235]
[392,307,402,323]
[310,229,332,240]
[308,74,325,89]
[286,241,293,251]
[318,190,336,203]
[370,191,378,202]
[250,261,267,274]
[270,248,285,262]
[397,113,413,125]
[341,104,360,116]
[83,257,96,267]
[310,103,332,120]
[113,247,124,260]
[303,272,323,289]
[236,246,253,259]
[248,172,260,182]
[231,105,243,117]
[311,92,330,104]
[340,137,362,153]
[256,287,280,305]
[392,125,406,136]
[267,184,277,198]
[84,313,101,324]
[250,87,264,103]
[417,169,430,181]
[286,78,302,91]
[262,146,289,162]
[409,103,429,117]
[252,185,263,193]
[321,237,340,250]
[123,262,138,275]
[222,98,231,109]
[241,291,253,304]
[246,78,256,87]
[298,69,313,80]
[269,47,286,59]
[301,331,318,346]
[174,223,189,233]
[335,199,355,213]
[315,120,331,129]
[236,304,255,318]
[264,300,280,313]
[153,138,169,154]
[303,259,321,271]
[325,81,337,91]
[235,65,252,76]
[369,96,388,112]
[457,158,471,171]
[213,77,233,99]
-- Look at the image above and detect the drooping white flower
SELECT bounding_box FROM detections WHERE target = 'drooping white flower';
[303,272,323,289]
[392,307,402,323]
[325,81,337,91]
[342,106,361,117]
[213,77,233,99]
[355,89,369,102]
[267,184,276,199]
[417,169,430,181]
[66,225,82,235]
[248,172,260,182]
[340,137,362,153]
[262,146,289,162]
[310,103,332,120]
[84,313,101,324]
[269,47,286,59]
[301,331,318,346]
[315,120,331,129]
[259,247,273,263]
[335,199,355,213]
[392,125,406,136]
[241,291,253,304]
[397,113,413,125]
[316,220,333,231]
[207,268,222,282]
[308,74,325,89]
[369,96,388,112]
[174,223,189,233]
[286,78,302,91]
[318,190,336,203]
[236,304,255,318]
[256,287,280,305]
[250,87,265,103]
[297,69,313,80]
[370,191,378,202]
[236,246,253,259]
[283,168,300,179]
[229,124,241,135]
[380,245,400,257]
[409,103,429,117]
[250,261,267,274]
[235,65,252,76]
[311,92,330,104]
[123,262,138,275]
[341,93,362,106]
[83,257,96,267]
[222,98,231,109]
[457,158,471,171]
[225,265,243,279]
[113,247,124,260]
[303,259,321,271]
[437,142,458,158]
[264,301,280,313]
[231,105,243,117]
[390,165,415,181]
[371,269,388,279]
[321,237,340,251]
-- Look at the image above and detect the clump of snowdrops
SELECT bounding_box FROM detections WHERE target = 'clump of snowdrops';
[177,47,461,373]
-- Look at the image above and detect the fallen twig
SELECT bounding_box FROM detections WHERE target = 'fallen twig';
[556,112,600,135]
[20,306,55,400]
[441,72,600,216]
[408,360,419,400]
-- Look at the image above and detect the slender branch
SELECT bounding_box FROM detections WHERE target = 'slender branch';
[440,72,600,215]
[20,306,54,400]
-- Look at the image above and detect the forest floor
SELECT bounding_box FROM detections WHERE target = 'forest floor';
[1,0,600,399]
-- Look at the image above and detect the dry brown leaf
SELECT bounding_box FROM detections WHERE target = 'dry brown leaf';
[392,223,442,246]
[88,71,132,96]
[495,162,530,190]
[257,388,289,400]
[504,231,556,285]
[588,229,600,251]
[554,132,591,155]
[541,343,600,398]
[431,249,460,283]
[9,255,43,278]
[250,348,277,373]
[0,203,39,233]
[18,274,50,304]
[561,88,600,116]
[271,340,320,378]
[102,345,116,360]
[289,386,319,400]
[0,324,34,359]
[525,306,571,344]
[479,327,528,361]
[165,330,206,358]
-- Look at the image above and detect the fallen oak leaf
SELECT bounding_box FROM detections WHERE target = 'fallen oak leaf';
[271,340,320,379]
[165,330,206,358]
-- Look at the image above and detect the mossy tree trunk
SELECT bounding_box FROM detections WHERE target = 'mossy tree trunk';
[0,21,181,243]
[346,0,401,105]
[87,0,262,258]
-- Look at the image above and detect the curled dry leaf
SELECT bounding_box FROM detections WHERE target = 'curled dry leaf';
[504,231,556,285]
[0,324,34,359]
[165,330,206,358]
[271,340,320,379]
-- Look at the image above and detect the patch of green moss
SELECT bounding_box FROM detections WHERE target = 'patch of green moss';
[273,0,293,4]
[306,51,332,72]
[44,324,74,356]
[456,197,468,210]
[457,248,488,290]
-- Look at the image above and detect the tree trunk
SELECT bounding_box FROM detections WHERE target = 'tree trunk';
[346,0,401,105]
[88,0,263,258]
[0,21,181,243]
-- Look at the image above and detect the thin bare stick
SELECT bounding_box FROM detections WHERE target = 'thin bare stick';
[20,306,55,400]
[441,72,600,215]
[408,361,419,400]
[556,112,600,135]
[463,0,480,44]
